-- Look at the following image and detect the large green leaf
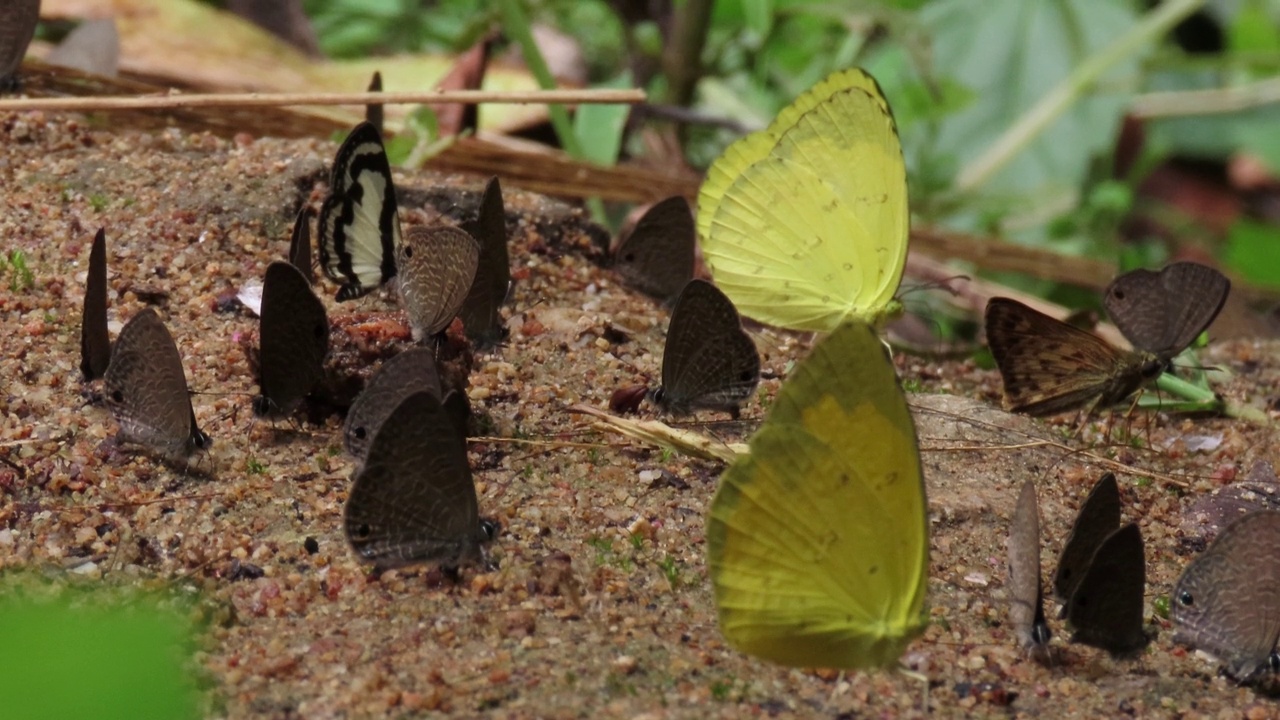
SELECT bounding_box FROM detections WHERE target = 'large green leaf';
[920,0,1142,229]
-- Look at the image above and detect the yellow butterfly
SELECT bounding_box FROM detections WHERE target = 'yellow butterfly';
[697,69,908,333]
[706,322,928,668]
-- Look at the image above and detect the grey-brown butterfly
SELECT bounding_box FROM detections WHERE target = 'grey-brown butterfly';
[612,196,695,304]
[1052,473,1147,656]
[396,225,480,342]
[288,205,314,285]
[1052,473,1121,603]
[104,309,211,462]
[81,228,111,381]
[1063,522,1146,656]
[1104,261,1229,363]
[0,0,39,90]
[1173,510,1280,682]
[253,261,329,420]
[985,298,1163,418]
[344,390,496,571]
[1007,479,1052,662]
[650,279,760,418]
[457,177,511,348]
[344,347,444,460]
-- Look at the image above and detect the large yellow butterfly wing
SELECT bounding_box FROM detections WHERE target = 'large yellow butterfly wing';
[697,69,908,333]
[707,322,928,669]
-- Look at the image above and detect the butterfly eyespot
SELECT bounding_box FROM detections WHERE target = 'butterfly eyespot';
[1178,590,1194,607]
[111,390,124,402]
[313,324,326,340]
[353,427,366,440]
[356,523,371,539]
[623,252,635,262]
[403,246,414,259]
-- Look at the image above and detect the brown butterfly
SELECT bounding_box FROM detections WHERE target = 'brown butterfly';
[984,298,1164,417]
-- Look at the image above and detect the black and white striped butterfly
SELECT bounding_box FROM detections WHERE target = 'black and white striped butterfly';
[317,122,401,301]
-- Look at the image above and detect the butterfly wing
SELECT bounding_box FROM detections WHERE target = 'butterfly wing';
[104,309,204,460]
[985,298,1154,416]
[698,69,907,332]
[613,195,696,303]
[707,322,928,669]
[81,228,111,381]
[365,70,384,135]
[1052,473,1121,603]
[255,262,329,419]
[344,390,485,570]
[1008,480,1052,661]
[1064,523,1148,655]
[1173,510,1280,681]
[1104,262,1230,360]
[344,347,444,460]
[396,226,481,342]
[0,0,39,85]
[288,206,314,285]
[317,122,401,301]
[655,279,760,415]
[458,177,511,348]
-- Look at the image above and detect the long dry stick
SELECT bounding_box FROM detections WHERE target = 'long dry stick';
[0,88,647,113]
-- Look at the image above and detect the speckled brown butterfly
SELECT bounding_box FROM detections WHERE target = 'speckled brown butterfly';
[985,298,1164,417]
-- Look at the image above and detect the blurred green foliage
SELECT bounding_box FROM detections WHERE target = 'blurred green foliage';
[0,578,202,719]
[299,0,1280,287]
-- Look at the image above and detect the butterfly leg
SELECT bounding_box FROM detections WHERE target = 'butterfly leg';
[1119,393,1148,448]
[1070,397,1104,440]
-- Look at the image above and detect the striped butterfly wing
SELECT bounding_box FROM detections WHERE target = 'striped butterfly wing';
[317,122,401,301]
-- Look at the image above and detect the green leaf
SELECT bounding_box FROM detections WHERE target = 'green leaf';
[1229,0,1280,52]
[920,0,1142,226]
[743,0,774,38]
[573,74,633,166]
[1225,218,1280,289]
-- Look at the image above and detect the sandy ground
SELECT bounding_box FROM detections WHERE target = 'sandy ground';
[2,111,1280,718]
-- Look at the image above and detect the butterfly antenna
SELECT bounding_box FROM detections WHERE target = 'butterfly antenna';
[898,275,970,300]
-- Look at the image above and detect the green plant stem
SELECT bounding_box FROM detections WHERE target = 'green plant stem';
[662,0,715,106]
[495,0,605,219]
[1151,372,1272,425]
[954,0,1206,193]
